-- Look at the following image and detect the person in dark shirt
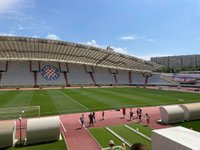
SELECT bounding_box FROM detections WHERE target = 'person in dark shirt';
[130,108,134,120]
[138,108,142,123]
[93,112,96,122]
[122,107,126,118]
[102,111,105,120]
[88,113,94,127]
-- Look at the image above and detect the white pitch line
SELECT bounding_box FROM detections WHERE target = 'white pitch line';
[124,125,151,141]
[61,132,70,150]
[61,91,89,110]
[86,128,103,149]
[106,127,131,147]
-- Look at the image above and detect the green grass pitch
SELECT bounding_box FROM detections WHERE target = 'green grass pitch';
[0,87,200,119]
[89,124,152,150]
[0,87,199,149]
[9,139,67,150]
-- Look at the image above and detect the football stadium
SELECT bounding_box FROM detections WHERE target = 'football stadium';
[1,1,200,150]
[0,36,200,150]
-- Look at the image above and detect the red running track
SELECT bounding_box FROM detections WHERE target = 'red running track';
[0,106,170,150]
[59,106,170,150]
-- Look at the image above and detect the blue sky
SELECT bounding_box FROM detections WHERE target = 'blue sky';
[0,0,200,60]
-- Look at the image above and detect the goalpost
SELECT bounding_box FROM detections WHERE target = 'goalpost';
[0,106,40,120]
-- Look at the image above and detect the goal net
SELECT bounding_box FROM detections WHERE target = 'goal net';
[0,106,40,120]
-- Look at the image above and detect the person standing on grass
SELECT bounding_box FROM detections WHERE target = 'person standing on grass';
[130,108,134,120]
[145,113,150,126]
[102,111,105,120]
[80,114,84,128]
[122,107,126,118]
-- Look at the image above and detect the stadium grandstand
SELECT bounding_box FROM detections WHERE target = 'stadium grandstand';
[0,36,171,88]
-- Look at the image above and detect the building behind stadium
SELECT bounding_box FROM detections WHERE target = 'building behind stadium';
[151,54,200,69]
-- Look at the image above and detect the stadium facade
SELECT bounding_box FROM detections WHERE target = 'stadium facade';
[151,54,200,68]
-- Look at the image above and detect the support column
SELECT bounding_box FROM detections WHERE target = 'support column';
[33,71,38,87]
[128,71,132,84]
[144,76,149,88]
[143,73,151,88]
[5,61,8,72]
[0,72,2,82]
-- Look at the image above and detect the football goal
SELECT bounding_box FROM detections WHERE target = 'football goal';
[0,106,40,120]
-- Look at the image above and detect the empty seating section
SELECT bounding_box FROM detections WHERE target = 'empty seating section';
[0,61,34,86]
[117,70,129,84]
[93,67,115,84]
[147,74,171,85]
[132,72,145,85]
[37,62,65,86]
[0,61,7,71]
[67,64,93,85]
[0,61,172,87]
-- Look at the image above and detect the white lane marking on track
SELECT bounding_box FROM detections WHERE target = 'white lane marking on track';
[60,119,67,132]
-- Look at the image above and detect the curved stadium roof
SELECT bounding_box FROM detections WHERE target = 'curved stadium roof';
[0,36,160,72]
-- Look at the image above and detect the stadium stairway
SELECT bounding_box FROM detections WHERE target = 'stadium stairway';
[113,74,118,84]
[89,72,97,85]
[63,72,70,86]
[160,74,176,84]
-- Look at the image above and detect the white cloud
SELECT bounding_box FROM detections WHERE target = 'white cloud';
[0,33,17,36]
[0,0,34,21]
[86,40,101,48]
[46,34,60,40]
[0,0,20,14]
[119,35,156,42]
[147,38,156,42]
[110,46,127,54]
[85,40,127,54]
[16,24,33,30]
[119,35,139,41]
